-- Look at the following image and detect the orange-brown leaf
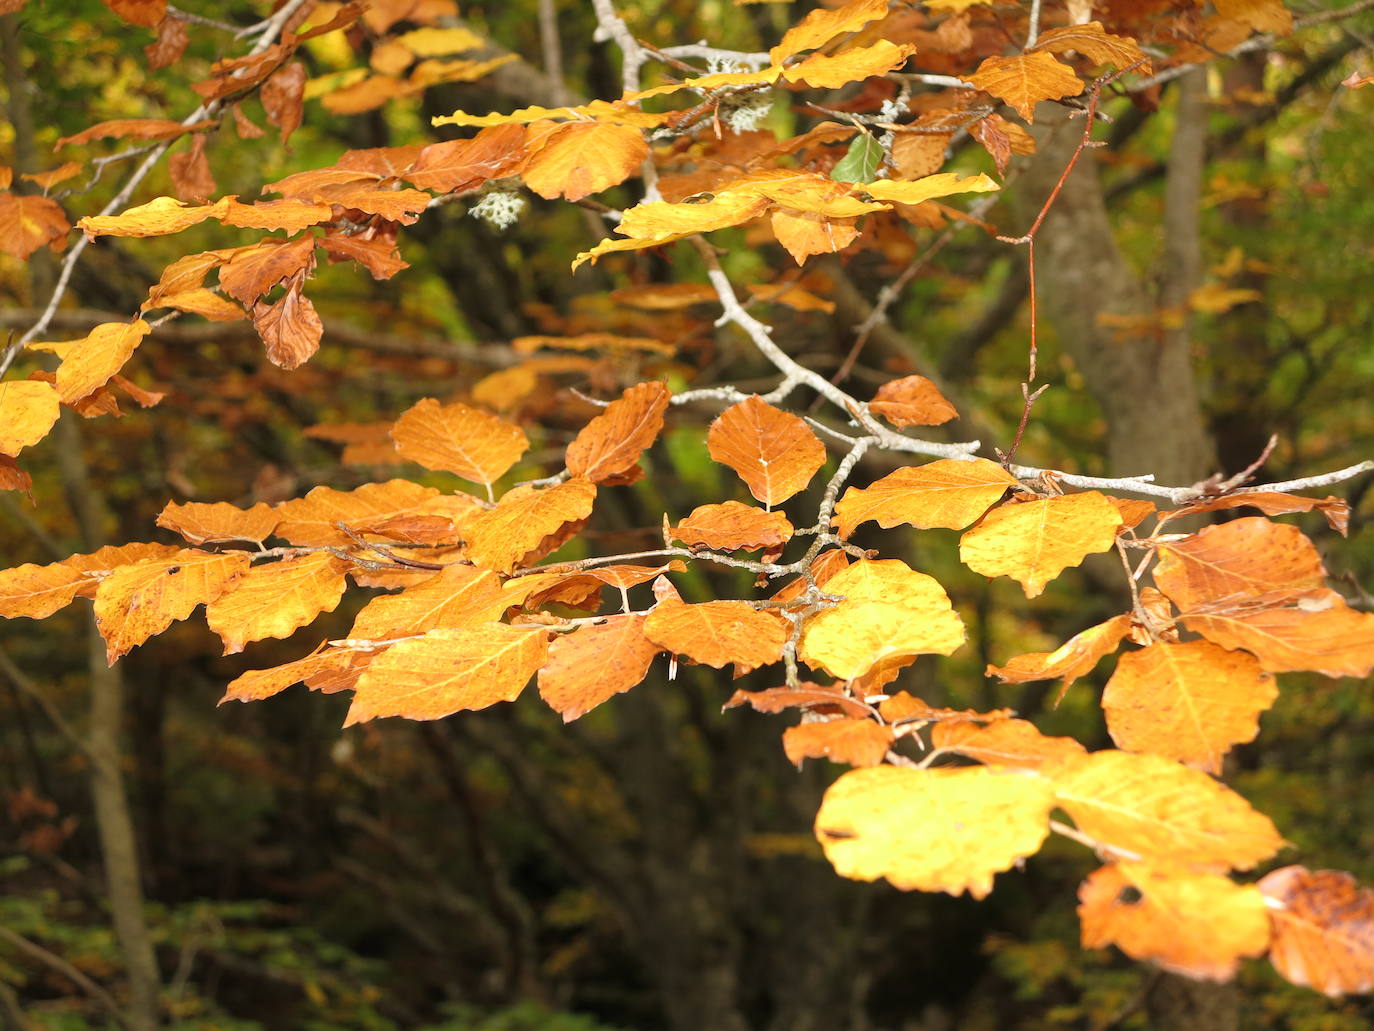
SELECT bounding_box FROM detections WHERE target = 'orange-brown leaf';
[834,457,1017,537]
[643,599,787,670]
[205,553,349,654]
[156,500,279,544]
[403,123,527,192]
[783,718,893,768]
[707,395,827,506]
[0,193,69,259]
[724,683,874,718]
[771,0,890,62]
[960,491,1122,598]
[348,564,506,640]
[932,718,1087,770]
[464,478,597,573]
[1078,863,1269,980]
[1102,641,1277,773]
[521,121,647,202]
[564,381,670,483]
[1030,22,1151,72]
[218,236,316,306]
[537,614,662,721]
[391,398,528,485]
[93,550,250,663]
[56,118,211,149]
[262,61,306,144]
[346,624,550,724]
[1154,517,1326,612]
[671,501,793,552]
[251,275,323,369]
[868,375,958,427]
[986,613,1132,700]
[274,480,450,547]
[1161,491,1349,535]
[967,52,1083,121]
[1259,866,1374,997]
[769,209,859,265]
[220,645,367,704]
[1046,750,1283,870]
[0,562,90,619]
[100,0,164,27]
[815,765,1055,899]
[0,380,61,456]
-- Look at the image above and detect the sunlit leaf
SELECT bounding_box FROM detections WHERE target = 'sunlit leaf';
[205,553,349,654]
[967,53,1083,121]
[464,478,597,573]
[834,457,1017,537]
[707,395,827,506]
[565,381,670,483]
[392,398,528,485]
[0,380,61,457]
[960,492,1122,598]
[538,614,662,721]
[643,599,787,670]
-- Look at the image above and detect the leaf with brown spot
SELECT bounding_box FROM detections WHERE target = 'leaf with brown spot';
[1078,863,1269,980]
[707,395,827,506]
[464,478,597,573]
[537,614,662,721]
[815,765,1055,899]
[346,624,551,724]
[868,375,958,427]
[564,381,670,483]
[1259,866,1374,996]
[206,553,349,654]
[967,52,1083,121]
[156,500,279,544]
[960,492,1122,599]
[834,457,1017,537]
[392,398,528,485]
[0,380,61,456]
[643,600,787,670]
[94,550,250,663]
[783,718,893,768]
[671,501,793,553]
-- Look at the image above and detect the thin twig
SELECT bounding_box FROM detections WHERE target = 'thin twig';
[0,926,131,1030]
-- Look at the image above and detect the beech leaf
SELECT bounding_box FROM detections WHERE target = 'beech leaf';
[834,457,1017,537]
[565,381,670,483]
[392,398,529,485]
[1259,866,1374,997]
[537,614,662,721]
[205,553,349,654]
[0,380,61,456]
[967,53,1084,121]
[707,395,827,506]
[643,600,787,670]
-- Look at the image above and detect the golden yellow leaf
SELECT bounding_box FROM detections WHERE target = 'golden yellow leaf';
[219,197,333,233]
[521,121,647,202]
[1078,863,1270,979]
[625,66,782,101]
[1047,750,1284,870]
[1215,0,1293,34]
[643,599,787,670]
[156,500,279,544]
[391,398,528,485]
[0,561,90,619]
[273,480,450,547]
[346,623,551,724]
[152,288,244,321]
[799,559,965,680]
[464,478,597,573]
[771,0,890,62]
[769,209,859,264]
[960,491,1122,599]
[1259,865,1374,997]
[94,550,250,663]
[834,457,1017,537]
[782,41,916,88]
[220,646,365,703]
[54,320,151,403]
[394,25,485,56]
[967,52,1083,122]
[537,614,662,721]
[0,380,61,457]
[861,171,1000,205]
[672,501,793,553]
[434,99,668,129]
[77,195,227,238]
[512,332,675,356]
[931,718,1087,770]
[348,564,506,640]
[986,613,1132,701]
[205,553,349,654]
[868,375,958,427]
[707,395,827,506]
[815,765,1055,898]
[1103,640,1278,773]
[732,170,887,217]
[565,381,670,483]
[409,54,519,89]
[621,191,772,240]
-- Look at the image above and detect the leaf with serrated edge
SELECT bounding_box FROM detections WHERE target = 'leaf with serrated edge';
[206,553,349,654]
[643,600,786,670]
[815,765,1054,899]
[464,478,597,573]
[346,624,550,724]
[392,398,528,485]
[835,457,1016,537]
[960,492,1122,599]
[565,381,670,483]
[707,395,827,506]
[538,614,661,721]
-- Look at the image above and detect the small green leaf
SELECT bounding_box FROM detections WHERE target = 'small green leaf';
[830,134,884,183]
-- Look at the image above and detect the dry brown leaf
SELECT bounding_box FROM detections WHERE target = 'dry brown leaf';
[1259,866,1374,996]
[274,480,448,547]
[1154,517,1327,611]
[251,273,323,369]
[404,124,527,192]
[0,194,69,259]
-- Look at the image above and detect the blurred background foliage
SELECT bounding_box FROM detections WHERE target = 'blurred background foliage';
[1,0,1372,1028]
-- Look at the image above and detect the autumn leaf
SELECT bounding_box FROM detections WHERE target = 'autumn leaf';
[1154,517,1327,611]
[348,564,507,640]
[346,623,551,724]
[205,553,349,654]
[0,380,61,456]
[252,273,323,369]
[1030,22,1151,73]
[156,500,279,544]
[1078,863,1270,980]
[960,491,1123,598]
[100,0,165,28]
[782,41,916,88]
[868,375,959,427]
[572,191,772,269]
[537,614,662,721]
[273,480,451,547]
[521,122,648,201]
[931,718,1087,770]
[643,600,787,670]
[391,398,529,485]
[0,193,69,259]
[464,478,597,573]
[1160,491,1349,536]
[220,646,361,704]
[967,53,1083,121]
[219,198,333,233]
[54,320,151,403]
[985,613,1132,702]
[815,765,1055,899]
[799,559,965,680]
[707,395,827,506]
[671,501,794,552]
[564,381,670,483]
[77,195,227,238]
[218,236,317,306]
[55,117,213,149]
[770,0,890,62]
[1046,750,1284,870]
[860,172,1000,205]
[1259,866,1374,996]
[403,124,528,192]
[1102,640,1277,773]
[783,718,893,768]
[769,209,859,264]
[725,683,874,719]
[262,61,307,144]
[0,562,91,619]
[93,550,250,663]
[834,457,1017,537]
[1215,0,1293,35]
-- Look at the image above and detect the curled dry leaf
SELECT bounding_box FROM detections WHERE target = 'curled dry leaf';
[346,624,551,724]
[391,398,528,485]
[1046,750,1284,870]
[672,501,793,553]
[783,718,893,768]
[404,123,527,192]
[868,375,958,427]
[1259,865,1374,997]
[565,381,670,483]
[985,613,1132,701]
[834,457,1017,537]
[218,236,317,306]
[643,599,787,670]
[815,765,1055,899]
[1078,863,1270,980]
[707,395,827,506]
[205,553,349,654]
[537,614,662,721]
[252,273,323,369]
[1102,640,1278,774]
[959,491,1123,599]
[55,117,213,149]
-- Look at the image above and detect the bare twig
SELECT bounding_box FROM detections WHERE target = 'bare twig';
[0,926,131,1030]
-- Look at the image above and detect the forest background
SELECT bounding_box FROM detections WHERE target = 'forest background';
[1,0,1373,1030]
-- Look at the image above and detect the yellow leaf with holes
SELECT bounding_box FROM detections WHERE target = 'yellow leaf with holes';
[815,765,1055,898]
